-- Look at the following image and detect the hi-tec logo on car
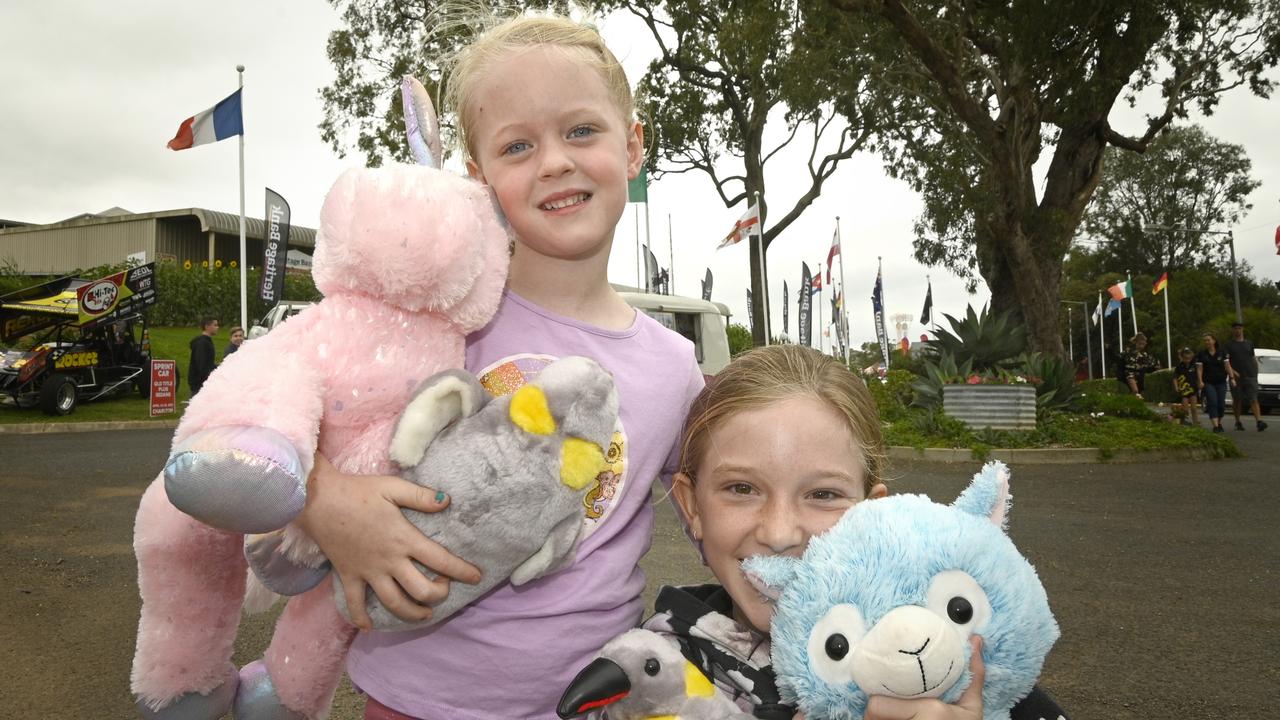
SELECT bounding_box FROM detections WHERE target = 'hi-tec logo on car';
[80,280,120,316]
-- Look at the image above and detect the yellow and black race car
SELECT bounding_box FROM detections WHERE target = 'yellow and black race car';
[0,264,157,415]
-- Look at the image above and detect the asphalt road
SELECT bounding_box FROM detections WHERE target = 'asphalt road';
[1,424,1276,719]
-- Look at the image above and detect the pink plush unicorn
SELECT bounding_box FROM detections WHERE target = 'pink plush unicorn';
[131,82,510,719]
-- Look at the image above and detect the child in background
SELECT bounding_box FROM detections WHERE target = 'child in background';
[646,344,1067,720]
[1172,347,1200,426]
[295,14,705,720]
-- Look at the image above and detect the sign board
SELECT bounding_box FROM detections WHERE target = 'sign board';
[149,359,177,416]
[75,262,157,327]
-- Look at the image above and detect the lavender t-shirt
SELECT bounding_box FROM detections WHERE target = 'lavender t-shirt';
[347,290,704,719]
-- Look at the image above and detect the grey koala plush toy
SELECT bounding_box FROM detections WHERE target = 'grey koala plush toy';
[334,354,619,630]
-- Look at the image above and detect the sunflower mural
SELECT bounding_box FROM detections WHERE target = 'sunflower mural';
[477,353,628,537]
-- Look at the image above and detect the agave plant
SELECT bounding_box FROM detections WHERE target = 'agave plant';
[1016,351,1081,414]
[931,304,1027,373]
[911,350,974,409]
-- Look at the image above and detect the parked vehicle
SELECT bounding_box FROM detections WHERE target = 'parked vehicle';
[0,264,157,415]
[247,300,314,339]
[617,290,732,376]
[1255,348,1280,414]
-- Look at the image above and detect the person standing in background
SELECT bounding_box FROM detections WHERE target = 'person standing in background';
[188,316,218,396]
[1225,321,1267,432]
[1196,333,1232,434]
[223,326,245,361]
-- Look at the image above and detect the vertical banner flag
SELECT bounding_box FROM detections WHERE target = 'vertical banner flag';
[259,188,290,304]
[825,229,840,284]
[872,270,890,371]
[746,289,754,329]
[718,202,760,249]
[783,280,790,337]
[167,89,244,150]
[701,268,713,301]
[1152,272,1168,295]
[799,262,813,347]
[627,165,648,203]
[919,281,933,325]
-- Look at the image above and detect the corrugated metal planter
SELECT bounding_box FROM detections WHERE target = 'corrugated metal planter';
[943,384,1037,431]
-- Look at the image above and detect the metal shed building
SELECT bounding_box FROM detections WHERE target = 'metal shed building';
[0,208,316,275]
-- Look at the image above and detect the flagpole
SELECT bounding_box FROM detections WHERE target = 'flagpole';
[634,206,641,289]
[1126,270,1137,335]
[835,216,849,365]
[1163,278,1172,368]
[667,213,674,295]
[817,261,824,354]
[1083,298,1093,380]
[1099,291,1107,379]
[236,65,248,332]
[644,195,653,291]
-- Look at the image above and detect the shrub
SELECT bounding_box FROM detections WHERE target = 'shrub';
[1072,391,1159,420]
[868,369,916,421]
[1142,369,1180,404]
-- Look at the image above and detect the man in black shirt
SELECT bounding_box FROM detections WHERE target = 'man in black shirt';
[1225,321,1267,432]
[188,316,219,396]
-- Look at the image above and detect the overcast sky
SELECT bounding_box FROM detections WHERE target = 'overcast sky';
[2,2,1276,348]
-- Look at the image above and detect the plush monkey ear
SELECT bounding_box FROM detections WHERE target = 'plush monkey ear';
[389,369,488,467]
[953,460,1012,530]
[401,75,443,169]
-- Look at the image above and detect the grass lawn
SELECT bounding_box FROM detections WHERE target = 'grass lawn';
[0,326,207,425]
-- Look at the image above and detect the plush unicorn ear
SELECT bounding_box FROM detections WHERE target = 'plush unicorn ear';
[952,461,1012,530]
[401,75,443,169]
[389,369,488,467]
[741,555,802,603]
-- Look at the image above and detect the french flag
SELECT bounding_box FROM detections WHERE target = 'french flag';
[167,89,243,150]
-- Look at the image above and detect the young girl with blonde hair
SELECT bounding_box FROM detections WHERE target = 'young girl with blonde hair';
[628,344,1068,720]
[293,13,706,720]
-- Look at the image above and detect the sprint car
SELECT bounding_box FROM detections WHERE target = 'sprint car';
[0,264,157,415]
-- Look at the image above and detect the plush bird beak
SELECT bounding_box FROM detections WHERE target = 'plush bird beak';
[557,657,631,718]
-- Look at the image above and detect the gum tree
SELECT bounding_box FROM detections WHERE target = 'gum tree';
[822,0,1280,354]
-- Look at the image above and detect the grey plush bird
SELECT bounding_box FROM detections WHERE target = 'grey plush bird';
[333,354,619,630]
[558,629,755,720]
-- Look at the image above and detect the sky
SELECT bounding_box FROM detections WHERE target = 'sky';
[1,2,1277,349]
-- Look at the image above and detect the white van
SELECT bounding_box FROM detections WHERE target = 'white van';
[617,290,732,376]
[1256,348,1279,414]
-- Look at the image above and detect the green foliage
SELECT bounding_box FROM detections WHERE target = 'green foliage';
[910,351,971,409]
[1017,351,1081,414]
[726,323,753,357]
[867,368,916,422]
[1142,369,1181,405]
[147,263,321,328]
[931,304,1027,372]
[815,0,1280,353]
[1083,126,1261,276]
[880,406,1239,459]
[1077,378,1124,396]
[1072,391,1159,421]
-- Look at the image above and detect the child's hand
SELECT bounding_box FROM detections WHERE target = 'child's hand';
[862,636,985,720]
[296,453,482,630]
